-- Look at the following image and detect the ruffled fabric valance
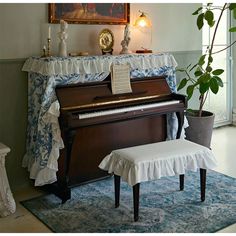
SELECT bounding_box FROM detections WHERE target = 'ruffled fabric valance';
[99,139,217,186]
[22,53,178,76]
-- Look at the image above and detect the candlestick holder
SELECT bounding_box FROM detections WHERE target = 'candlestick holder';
[47,38,51,57]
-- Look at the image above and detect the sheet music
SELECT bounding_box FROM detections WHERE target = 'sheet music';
[111,64,132,94]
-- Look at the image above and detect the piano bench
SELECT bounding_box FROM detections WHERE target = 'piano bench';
[99,139,217,221]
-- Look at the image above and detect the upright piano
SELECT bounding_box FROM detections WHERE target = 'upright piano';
[53,75,187,202]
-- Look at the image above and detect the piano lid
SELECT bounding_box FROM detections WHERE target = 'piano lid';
[56,76,172,112]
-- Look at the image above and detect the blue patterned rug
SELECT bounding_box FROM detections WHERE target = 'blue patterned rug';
[21,170,236,233]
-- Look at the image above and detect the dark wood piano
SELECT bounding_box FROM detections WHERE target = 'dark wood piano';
[52,75,187,202]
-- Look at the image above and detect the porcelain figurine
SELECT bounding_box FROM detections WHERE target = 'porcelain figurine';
[120,24,132,54]
[58,20,68,57]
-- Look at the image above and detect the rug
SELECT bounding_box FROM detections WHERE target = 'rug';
[21,170,236,233]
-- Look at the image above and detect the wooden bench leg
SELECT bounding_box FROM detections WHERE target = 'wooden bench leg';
[179,174,184,191]
[114,175,120,208]
[133,183,140,222]
[200,168,206,202]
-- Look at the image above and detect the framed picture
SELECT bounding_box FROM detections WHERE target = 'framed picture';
[49,3,130,25]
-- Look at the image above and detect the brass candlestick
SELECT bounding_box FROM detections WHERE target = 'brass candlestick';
[47,38,51,57]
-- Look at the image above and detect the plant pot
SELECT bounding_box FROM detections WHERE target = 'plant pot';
[185,110,215,148]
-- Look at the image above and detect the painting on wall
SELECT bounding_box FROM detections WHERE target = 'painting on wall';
[49,3,130,25]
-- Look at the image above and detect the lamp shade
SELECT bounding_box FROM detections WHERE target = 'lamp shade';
[134,11,152,28]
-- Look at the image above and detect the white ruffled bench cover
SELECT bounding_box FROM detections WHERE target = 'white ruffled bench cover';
[99,139,217,186]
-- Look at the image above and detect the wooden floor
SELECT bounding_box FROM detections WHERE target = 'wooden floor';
[0,125,236,233]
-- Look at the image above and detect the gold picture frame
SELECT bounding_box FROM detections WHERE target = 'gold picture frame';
[49,3,130,25]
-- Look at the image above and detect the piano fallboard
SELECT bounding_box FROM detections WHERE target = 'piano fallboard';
[56,76,172,113]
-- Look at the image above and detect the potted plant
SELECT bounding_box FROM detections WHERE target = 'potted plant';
[177,3,236,148]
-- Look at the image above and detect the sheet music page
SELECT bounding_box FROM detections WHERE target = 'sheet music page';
[111,64,132,95]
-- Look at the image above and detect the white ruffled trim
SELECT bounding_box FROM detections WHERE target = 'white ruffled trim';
[22,155,58,186]
[99,140,217,186]
[42,101,64,171]
[22,54,178,76]
[22,101,64,186]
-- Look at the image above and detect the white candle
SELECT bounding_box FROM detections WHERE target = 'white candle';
[48,26,51,39]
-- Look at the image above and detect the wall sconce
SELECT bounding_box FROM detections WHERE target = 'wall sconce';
[134,10,152,53]
[134,11,152,28]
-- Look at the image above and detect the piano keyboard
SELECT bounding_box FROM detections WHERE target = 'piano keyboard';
[78,100,180,120]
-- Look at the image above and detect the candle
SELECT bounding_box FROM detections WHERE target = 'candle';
[48,26,51,39]
[43,45,46,50]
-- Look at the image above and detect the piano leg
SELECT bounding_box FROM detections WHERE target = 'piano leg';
[57,183,71,204]
[54,183,71,204]
[42,181,71,204]
[52,130,75,203]
[176,111,184,139]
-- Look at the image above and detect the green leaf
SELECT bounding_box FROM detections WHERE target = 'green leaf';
[207,3,213,6]
[229,3,236,10]
[199,73,211,83]
[194,70,203,77]
[204,11,213,21]
[187,85,195,100]
[206,66,212,72]
[199,82,210,94]
[197,13,204,30]
[177,78,187,91]
[210,78,219,94]
[213,76,224,87]
[205,73,211,83]
[229,27,236,32]
[192,7,203,15]
[212,69,224,75]
[208,20,215,27]
[208,55,213,63]
[198,54,206,66]
[204,10,214,27]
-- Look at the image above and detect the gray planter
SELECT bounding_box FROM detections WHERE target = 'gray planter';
[185,110,215,148]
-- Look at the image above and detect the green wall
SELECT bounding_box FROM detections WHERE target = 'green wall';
[0,59,30,190]
[0,3,201,59]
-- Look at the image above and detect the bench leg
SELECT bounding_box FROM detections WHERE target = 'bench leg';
[133,183,140,222]
[114,175,120,208]
[200,168,206,202]
[179,174,184,191]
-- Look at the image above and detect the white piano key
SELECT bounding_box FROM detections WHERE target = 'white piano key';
[78,100,180,120]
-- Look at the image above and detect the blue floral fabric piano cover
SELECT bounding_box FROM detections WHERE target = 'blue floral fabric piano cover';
[22,53,187,186]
